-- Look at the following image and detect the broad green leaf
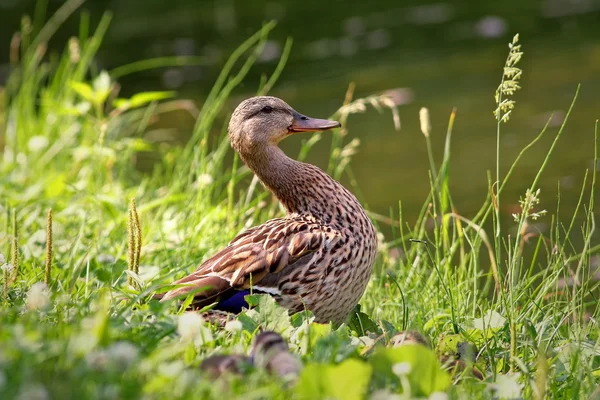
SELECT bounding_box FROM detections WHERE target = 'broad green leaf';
[45,173,66,198]
[370,345,451,396]
[346,305,381,336]
[244,294,293,337]
[311,326,358,363]
[297,358,372,400]
[472,310,506,330]
[70,81,94,102]
[237,312,260,333]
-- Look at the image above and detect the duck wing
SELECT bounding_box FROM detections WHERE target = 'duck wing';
[159,215,341,310]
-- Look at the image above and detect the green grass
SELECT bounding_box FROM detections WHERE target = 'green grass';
[1,3,599,399]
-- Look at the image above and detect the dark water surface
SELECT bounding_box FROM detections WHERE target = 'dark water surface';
[1,0,599,241]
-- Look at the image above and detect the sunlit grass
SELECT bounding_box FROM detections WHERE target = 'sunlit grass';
[1,2,599,399]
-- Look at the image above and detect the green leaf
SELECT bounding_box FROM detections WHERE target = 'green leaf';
[44,173,67,198]
[244,294,293,337]
[128,91,175,107]
[297,358,372,400]
[472,310,506,330]
[114,91,175,110]
[311,326,358,363]
[70,81,94,102]
[126,138,153,152]
[237,312,260,333]
[346,305,381,336]
[369,346,451,396]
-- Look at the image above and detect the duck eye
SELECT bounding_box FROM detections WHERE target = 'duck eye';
[261,106,273,113]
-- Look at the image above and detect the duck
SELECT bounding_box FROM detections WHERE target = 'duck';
[250,331,302,379]
[159,96,377,325]
[199,331,301,379]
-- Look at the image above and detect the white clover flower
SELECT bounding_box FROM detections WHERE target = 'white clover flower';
[224,320,243,333]
[27,136,49,152]
[26,282,50,311]
[392,362,412,376]
[195,173,213,188]
[177,312,213,345]
[107,341,139,369]
[1,263,13,274]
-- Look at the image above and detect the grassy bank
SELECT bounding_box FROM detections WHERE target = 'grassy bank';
[1,3,599,399]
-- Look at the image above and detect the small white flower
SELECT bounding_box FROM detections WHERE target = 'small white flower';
[26,282,50,311]
[1,263,13,273]
[27,136,49,152]
[107,341,139,369]
[392,362,412,376]
[177,312,213,345]
[224,320,243,333]
[0,253,5,265]
[193,173,213,188]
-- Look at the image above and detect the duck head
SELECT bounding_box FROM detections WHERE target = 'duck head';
[228,96,341,155]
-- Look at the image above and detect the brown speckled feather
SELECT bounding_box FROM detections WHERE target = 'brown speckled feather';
[160,215,342,310]
[161,96,377,324]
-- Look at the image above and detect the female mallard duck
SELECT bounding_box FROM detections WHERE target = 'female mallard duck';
[160,96,377,324]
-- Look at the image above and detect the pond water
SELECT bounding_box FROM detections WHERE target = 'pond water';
[1,0,599,242]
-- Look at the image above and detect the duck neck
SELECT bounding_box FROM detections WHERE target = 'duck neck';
[240,144,315,214]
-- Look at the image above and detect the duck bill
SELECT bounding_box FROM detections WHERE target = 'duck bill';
[289,111,341,133]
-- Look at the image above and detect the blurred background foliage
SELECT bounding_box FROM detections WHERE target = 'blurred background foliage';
[1,0,599,239]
